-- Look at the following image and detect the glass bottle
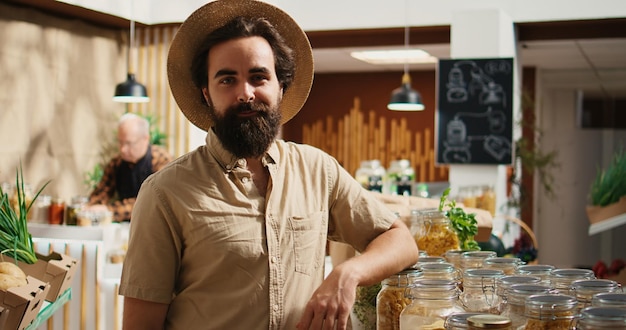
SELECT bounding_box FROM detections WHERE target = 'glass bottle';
[65,195,89,226]
[377,268,421,330]
[499,284,552,329]
[484,257,523,275]
[516,264,555,286]
[30,194,51,224]
[522,294,577,330]
[576,306,626,329]
[386,159,415,196]
[399,279,464,330]
[460,251,497,272]
[479,186,496,216]
[550,268,596,294]
[570,279,621,311]
[466,314,512,330]
[48,198,65,225]
[355,160,386,193]
[415,210,460,257]
[445,312,491,330]
[592,292,626,309]
[460,269,504,313]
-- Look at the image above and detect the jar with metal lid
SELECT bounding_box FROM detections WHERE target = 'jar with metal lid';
[467,314,512,330]
[575,306,626,329]
[377,268,421,330]
[516,264,555,286]
[399,279,465,330]
[355,160,386,193]
[65,195,88,226]
[484,257,523,275]
[460,251,497,272]
[414,210,460,257]
[48,197,65,225]
[417,262,462,284]
[445,250,466,270]
[550,268,596,294]
[445,312,491,330]
[495,275,542,299]
[460,269,504,313]
[592,292,626,309]
[570,279,622,311]
[522,294,577,330]
[416,256,447,266]
[386,159,415,196]
[499,284,552,329]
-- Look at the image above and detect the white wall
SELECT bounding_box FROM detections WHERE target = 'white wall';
[535,69,626,268]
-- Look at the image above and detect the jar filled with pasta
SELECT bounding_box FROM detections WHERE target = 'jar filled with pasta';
[576,306,626,329]
[460,269,504,313]
[499,284,552,329]
[550,268,596,294]
[414,210,460,257]
[522,294,577,330]
[570,279,621,311]
[377,268,421,330]
[399,279,464,330]
[591,292,626,309]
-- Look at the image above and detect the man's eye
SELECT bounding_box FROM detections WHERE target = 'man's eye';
[220,77,234,84]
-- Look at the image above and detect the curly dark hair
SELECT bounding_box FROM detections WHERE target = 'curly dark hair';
[190,17,295,105]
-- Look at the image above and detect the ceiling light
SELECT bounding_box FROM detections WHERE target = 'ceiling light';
[114,6,149,103]
[351,49,437,65]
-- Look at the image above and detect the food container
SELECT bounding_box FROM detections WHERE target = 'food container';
[522,294,577,330]
[460,269,504,313]
[550,268,596,294]
[413,210,460,257]
[575,306,626,329]
[466,314,512,329]
[400,279,464,330]
[377,268,421,330]
[499,284,552,329]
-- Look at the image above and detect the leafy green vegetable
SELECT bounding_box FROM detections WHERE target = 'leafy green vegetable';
[590,148,626,207]
[438,188,480,251]
[352,283,381,330]
[0,164,49,264]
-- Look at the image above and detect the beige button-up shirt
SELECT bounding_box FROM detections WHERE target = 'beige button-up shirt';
[119,129,397,329]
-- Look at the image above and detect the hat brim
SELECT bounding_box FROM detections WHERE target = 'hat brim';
[167,0,314,132]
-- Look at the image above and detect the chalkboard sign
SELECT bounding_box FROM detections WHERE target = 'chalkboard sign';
[436,58,514,165]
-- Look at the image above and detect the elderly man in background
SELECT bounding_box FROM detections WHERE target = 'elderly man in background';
[87,112,172,222]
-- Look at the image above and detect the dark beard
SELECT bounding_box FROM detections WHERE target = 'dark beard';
[210,102,282,159]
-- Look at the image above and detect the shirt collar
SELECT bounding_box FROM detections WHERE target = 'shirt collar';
[205,128,278,172]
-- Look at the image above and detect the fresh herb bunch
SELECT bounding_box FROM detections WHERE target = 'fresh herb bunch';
[438,188,480,251]
[352,283,381,329]
[590,148,626,207]
[0,165,49,264]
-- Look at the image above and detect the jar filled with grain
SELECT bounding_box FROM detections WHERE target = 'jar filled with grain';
[576,306,626,329]
[399,279,464,330]
[591,292,626,309]
[414,210,460,257]
[522,294,577,330]
[550,268,596,294]
[499,284,552,329]
[570,279,621,311]
[377,268,421,330]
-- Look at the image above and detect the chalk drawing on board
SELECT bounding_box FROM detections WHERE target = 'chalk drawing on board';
[445,60,507,109]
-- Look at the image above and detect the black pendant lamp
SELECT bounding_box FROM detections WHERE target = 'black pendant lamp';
[114,14,149,103]
[387,17,424,111]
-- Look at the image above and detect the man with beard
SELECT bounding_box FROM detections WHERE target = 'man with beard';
[119,1,419,329]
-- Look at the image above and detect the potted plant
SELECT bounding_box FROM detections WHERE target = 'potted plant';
[586,148,626,224]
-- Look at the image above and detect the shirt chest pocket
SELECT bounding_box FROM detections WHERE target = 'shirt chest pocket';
[287,211,328,275]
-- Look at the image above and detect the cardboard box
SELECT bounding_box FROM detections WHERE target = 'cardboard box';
[0,276,50,330]
[5,252,78,302]
[0,306,9,329]
[586,196,626,224]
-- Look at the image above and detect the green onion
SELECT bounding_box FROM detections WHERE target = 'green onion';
[0,163,50,264]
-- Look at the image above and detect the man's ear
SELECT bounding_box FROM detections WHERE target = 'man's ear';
[202,87,210,105]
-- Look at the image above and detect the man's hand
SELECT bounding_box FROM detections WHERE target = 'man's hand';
[296,263,357,330]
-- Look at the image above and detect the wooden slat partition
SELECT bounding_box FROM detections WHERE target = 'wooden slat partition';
[302,97,448,181]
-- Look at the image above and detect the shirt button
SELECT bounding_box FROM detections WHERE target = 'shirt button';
[242,177,249,183]
[226,164,232,170]
[273,304,279,312]
[237,159,246,166]
[271,256,277,263]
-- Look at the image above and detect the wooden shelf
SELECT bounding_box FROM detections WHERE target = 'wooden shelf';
[588,212,626,235]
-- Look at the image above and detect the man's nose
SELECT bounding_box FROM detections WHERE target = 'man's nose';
[237,82,255,103]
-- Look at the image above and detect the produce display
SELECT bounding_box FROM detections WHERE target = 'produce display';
[0,261,27,290]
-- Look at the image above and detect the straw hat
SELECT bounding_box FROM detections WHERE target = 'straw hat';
[167,0,314,131]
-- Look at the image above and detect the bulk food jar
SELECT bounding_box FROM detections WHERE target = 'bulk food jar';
[499,284,552,329]
[495,275,542,300]
[549,268,596,294]
[459,251,497,272]
[377,268,421,330]
[355,160,386,193]
[570,279,622,311]
[516,264,555,286]
[522,294,577,330]
[444,312,491,330]
[575,306,626,329]
[460,269,504,313]
[413,210,460,257]
[417,262,462,284]
[592,292,626,309]
[483,257,523,275]
[466,314,512,330]
[399,279,464,330]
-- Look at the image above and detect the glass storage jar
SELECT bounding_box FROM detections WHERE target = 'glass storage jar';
[414,210,460,257]
[460,269,504,313]
[592,292,626,309]
[466,314,512,330]
[417,262,462,284]
[399,279,465,330]
[355,160,386,193]
[460,251,497,272]
[495,275,542,300]
[386,159,415,196]
[445,312,491,330]
[499,284,552,329]
[484,257,523,275]
[575,306,626,329]
[445,250,466,270]
[377,268,421,330]
[65,195,88,226]
[522,294,577,330]
[570,279,622,311]
[516,264,555,286]
[550,268,596,294]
